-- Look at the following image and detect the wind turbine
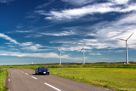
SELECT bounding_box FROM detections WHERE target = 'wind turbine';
[80,44,85,65]
[58,49,61,65]
[117,33,134,64]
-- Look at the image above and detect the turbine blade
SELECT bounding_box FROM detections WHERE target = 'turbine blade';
[79,48,83,52]
[116,38,125,41]
[126,33,134,40]
[58,48,61,55]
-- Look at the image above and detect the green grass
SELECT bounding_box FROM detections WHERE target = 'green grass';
[0,63,136,91]
[1,63,136,69]
[50,68,136,91]
[0,69,8,91]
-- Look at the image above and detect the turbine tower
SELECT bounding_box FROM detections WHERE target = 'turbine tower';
[117,33,134,64]
[58,49,61,65]
[80,44,85,65]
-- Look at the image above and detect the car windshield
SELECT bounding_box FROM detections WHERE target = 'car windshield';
[38,67,47,69]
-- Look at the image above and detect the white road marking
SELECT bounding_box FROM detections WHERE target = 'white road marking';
[8,79,10,82]
[31,76,37,80]
[25,73,28,75]
[44,83,61,91]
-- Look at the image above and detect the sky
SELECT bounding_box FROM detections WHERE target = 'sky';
[0,0,136,65]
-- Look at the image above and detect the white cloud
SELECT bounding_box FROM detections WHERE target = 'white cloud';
[117,12,136,24]
[0,51,70,59]
[42,3,116,20]
[0,33,45,52]
[120,4,136,12]
[0,51,69,59]
[36,1,136,21]
[41,31,75,36]
[61,46,82,51]
[20,42,45,51]
[16,30,31,33]
[87,12,136,49]
[21,44,43,51]
[89,53,102,55]
[45,17,53,20]
[21,42,33,46]
[0,0,14,3]
[109,0,129,4]
[0,33,19,44]
[48,12,136,51]
[55,12,136,51]
[87,33,95,36]
[35,3,112,20]
[25,34,43,38]
[36,0,54,9]
[82,39,116,49]
[115,50,125,53]
[0,51,82,61]
[62,0,93,6]
[61,45,92,51]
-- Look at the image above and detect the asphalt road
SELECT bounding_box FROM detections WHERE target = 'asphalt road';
[6,68,114,91]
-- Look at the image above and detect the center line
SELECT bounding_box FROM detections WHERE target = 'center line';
[31,76,37,80]
[44,83,61,91]
[25,73,28,75]
[8,79,10,82]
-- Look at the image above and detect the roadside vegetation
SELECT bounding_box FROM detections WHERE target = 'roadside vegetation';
[0,63,136,91]
[0,69,8,91]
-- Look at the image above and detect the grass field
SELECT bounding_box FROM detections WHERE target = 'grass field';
[0,63,136,69]
[0,63,136,91]
[50,68,136,91]
[0,69,8,91]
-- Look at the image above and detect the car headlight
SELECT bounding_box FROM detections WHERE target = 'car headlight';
[43,72,46,74]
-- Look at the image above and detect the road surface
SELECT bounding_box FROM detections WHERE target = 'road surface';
[6,68,114,91]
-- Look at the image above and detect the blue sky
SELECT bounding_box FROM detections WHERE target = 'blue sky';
[0,0,136,65]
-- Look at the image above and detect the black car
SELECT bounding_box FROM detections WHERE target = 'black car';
[35,67,50,75]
